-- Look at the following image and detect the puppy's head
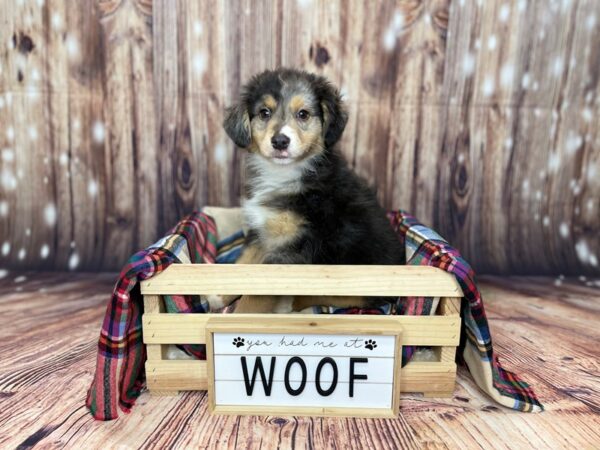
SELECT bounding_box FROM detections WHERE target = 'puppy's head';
[223,68,347,165]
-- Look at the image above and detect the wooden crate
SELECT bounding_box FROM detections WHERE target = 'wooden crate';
[141,264,462,415]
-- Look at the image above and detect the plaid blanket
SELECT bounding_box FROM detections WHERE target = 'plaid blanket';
[86,209,542,420]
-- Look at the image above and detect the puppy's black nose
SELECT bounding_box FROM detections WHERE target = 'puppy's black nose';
[271,134,290,150]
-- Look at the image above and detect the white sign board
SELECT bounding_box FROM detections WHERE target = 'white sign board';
[206,318,402,418]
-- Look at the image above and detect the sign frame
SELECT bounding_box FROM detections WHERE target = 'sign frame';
[205,315,403,418]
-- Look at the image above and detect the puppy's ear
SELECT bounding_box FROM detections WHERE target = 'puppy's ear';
[319,84,348,148]
[223,104,252,148]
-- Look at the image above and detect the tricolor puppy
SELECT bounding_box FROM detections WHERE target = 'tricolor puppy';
[223,68,405,312]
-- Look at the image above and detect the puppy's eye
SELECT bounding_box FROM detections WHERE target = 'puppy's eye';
[259,108,271,120]
[297,109,310,121]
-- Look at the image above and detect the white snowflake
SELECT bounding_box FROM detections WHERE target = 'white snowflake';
[586,14,597,31]
[0,201,7,217]
[214,143,227,164]
[193,52,207,75]
[51,12,63,30]
[93,121,106,143]
[543,216,550,227]
[581,108,593,123]
[1,169,17,190]
[521,73,531,89]
[65,34,80,60]
[382,10,404,51]
[499,4,510,22]
[1,242,10,256]
[565,132,583,154]
[500,64,515,87]
[193,21,203,37]
[59,153,69,166]
[551,57,564,77]
[6,126,14,142]
[559,222,569,238]
[575,240,591,265]
[31,68,41,82]
[487,35,498,51]
[88,179,98,197]
[462,53,475,76]
[18,248,26,260]
[0,269,7,279]
[44,204,57,226]
[1,148,14,162]
[40,244,50,259]
[28,126,38,141]
[481,77,495,97]
[68,252,80,270]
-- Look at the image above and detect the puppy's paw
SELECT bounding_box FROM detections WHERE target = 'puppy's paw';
[165,345,196,360]
[206,294,239,312]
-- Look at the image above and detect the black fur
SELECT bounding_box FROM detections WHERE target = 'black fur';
[223,104,251,148]
[261,150,405,265]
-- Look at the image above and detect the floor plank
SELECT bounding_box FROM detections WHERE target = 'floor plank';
[0,272,599,449]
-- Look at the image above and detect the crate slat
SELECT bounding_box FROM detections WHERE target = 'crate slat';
[140,264,463,297]
[145,360,456,396]
[143,313,460,346]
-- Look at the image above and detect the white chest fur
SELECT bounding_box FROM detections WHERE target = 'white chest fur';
[243,155,306,232]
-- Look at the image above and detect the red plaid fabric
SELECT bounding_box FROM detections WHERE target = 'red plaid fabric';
[86,212,217,420]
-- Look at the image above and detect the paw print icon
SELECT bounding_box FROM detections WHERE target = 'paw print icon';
[232,337,245,348]
[364,339,377,350]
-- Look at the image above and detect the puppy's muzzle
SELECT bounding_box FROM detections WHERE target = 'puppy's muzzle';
[271,133,290,150]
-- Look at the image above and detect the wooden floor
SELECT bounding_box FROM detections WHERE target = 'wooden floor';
[0,272,599,449]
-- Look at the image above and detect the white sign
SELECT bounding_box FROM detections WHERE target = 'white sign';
[206,321,402,417]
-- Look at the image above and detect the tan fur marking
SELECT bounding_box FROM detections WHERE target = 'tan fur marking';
[236,243,265,264]
[289,95,305,112]
[263,95,277,111]
[251,117,281,157]
[264,211,305,240]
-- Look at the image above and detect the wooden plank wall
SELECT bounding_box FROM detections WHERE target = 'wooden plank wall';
[0,0,598,275]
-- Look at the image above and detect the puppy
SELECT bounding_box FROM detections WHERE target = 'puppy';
[223,68,405,312]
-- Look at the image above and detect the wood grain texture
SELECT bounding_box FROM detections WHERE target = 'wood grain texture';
[0,271,599,448]
[0,0,599,275]
[140,264,463,296]
[143,313,460,345]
